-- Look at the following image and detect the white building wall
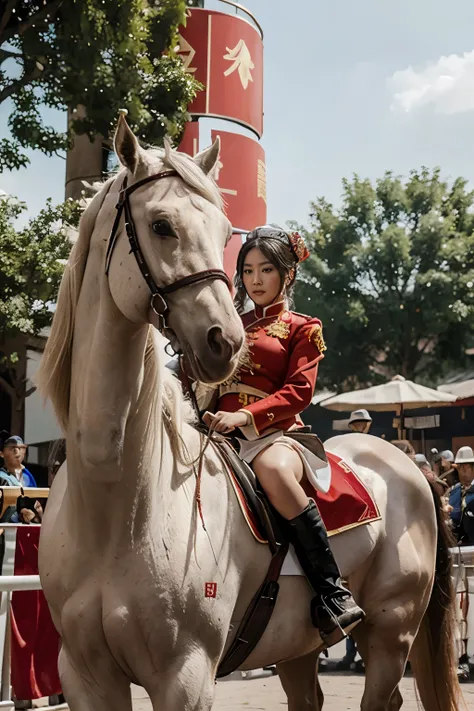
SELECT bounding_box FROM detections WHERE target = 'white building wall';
[25,349,62,445]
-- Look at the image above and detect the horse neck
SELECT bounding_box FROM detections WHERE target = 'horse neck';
[68,240,160,495]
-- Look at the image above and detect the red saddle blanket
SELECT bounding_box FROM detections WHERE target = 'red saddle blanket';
[307,451,380,536]
[227,450,381,543]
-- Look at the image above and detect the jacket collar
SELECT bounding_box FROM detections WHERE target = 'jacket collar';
[253,300,286,320]
[242,300,287,330]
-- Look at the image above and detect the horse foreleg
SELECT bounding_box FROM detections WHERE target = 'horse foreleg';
[147,649,216,711]
[276,650,322,711]
[58,645,133,711]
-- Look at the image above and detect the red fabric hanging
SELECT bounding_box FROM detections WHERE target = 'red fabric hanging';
[10,527,61,700]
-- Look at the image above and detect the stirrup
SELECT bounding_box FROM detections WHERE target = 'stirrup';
[311,597,364,649]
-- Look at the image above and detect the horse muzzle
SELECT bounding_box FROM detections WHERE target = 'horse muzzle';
[187,326,244,383]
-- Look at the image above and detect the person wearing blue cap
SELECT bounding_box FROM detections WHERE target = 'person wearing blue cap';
[0,434,42,524]
[0,435,37,488]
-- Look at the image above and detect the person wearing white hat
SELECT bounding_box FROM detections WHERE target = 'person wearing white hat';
[414,453,428,467]
[448,447,474,546]
[348,409,372,434]
[435,450,458,489]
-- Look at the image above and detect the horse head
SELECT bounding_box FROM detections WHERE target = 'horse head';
[108,114,244,383]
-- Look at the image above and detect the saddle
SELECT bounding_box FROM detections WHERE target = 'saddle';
[209,428,327,679]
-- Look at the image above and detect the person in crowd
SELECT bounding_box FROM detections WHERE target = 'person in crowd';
[414,453,433,478]
[0,434,42,524]
[348,410,372,434]
[448,446,474,545]
[436,450,458,489]
[391,440,416,460]
[413,453,448,497]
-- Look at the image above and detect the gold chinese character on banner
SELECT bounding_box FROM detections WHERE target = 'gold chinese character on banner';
[223,39,254,89]
[177,35,197,73]
[257,159,266,203]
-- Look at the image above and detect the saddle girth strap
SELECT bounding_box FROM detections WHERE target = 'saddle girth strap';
[214,439,289,679]
[215,540,288,679]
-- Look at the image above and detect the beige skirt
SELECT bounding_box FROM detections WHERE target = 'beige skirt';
[237,430,332,494]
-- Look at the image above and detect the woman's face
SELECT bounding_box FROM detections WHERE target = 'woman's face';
[242,247,283,307]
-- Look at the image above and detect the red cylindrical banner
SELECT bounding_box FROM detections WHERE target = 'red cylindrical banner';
[177,121,199,156]
[178,9,264,137]
[212,129,266,230]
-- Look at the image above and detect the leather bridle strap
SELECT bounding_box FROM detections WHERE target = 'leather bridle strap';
[105,170,178,277]
[104,170,231,331]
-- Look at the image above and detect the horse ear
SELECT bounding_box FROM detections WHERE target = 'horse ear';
[114,113,146,175]
[194,137,221,177]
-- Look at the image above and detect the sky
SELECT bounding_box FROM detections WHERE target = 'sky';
[3,0,474,229]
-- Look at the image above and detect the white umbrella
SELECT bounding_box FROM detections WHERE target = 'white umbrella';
[321,375,457,436]
[438,379,474,399]
[311,389,336,406]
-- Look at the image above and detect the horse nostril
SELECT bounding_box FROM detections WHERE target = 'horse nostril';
[207,326,232,360]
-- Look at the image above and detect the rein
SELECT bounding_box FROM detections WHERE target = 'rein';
[105,170,231,348]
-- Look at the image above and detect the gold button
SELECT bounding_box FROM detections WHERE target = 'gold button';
[267,413,275,421]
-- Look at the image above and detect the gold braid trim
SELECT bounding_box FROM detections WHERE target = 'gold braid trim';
[221,334,259,386]
[308,323,327,353]
[265,319,290,339]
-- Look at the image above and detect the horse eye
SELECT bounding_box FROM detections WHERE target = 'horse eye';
[151,219,174,237]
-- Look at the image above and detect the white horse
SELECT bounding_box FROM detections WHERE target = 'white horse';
[38,116,460,711]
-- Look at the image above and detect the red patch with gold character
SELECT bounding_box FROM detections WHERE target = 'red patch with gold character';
[205,582,217,598]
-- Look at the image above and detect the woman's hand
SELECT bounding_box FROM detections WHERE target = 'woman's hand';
[202,410,248,433]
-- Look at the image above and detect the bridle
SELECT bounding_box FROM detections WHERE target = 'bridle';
[105,170,231,348]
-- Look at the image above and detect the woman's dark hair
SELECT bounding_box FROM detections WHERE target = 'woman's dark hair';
[234,236,298,313]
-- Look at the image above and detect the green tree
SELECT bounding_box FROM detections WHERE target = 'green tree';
[0,0,198,172]
[0,193,80,434]
[293,168,474,390]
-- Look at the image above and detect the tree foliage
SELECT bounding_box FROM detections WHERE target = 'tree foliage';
[0,0,199,172]
[0,194,79,340]
[293,168,474,390]
[0,193,79,432]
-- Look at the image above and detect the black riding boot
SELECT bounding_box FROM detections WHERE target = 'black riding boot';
[288,499,365,647]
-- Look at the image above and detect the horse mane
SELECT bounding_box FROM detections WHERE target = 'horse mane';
[37,143,218,448]
[36,177,115,432]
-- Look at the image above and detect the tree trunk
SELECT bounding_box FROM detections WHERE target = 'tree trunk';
[0,336,29,439]
[9,392,24,439]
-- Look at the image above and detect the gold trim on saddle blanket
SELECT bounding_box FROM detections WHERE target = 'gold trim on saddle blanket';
[213,443,268,545]
[218,383,269,400]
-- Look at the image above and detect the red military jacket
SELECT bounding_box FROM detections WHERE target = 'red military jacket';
[217,301,326,436]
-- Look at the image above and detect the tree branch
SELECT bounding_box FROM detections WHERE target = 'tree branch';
[2,0,64,43]
[0,0,19,38]
[25,385,36,398]
[0,48,22,65]
[367,270,381,297]
[0,374,14,398]
[0,63,42,103]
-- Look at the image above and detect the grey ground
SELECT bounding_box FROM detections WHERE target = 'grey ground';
[131,674,474,711]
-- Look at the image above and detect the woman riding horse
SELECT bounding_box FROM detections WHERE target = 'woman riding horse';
[199,225,364,646]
